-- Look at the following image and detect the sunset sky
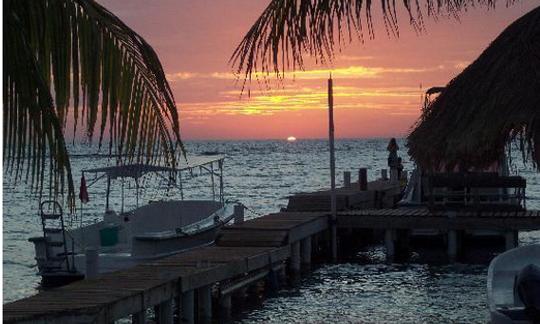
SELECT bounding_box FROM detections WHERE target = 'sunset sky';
[99,0,537,140]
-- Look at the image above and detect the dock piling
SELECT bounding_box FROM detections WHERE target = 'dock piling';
[381,169,388,180]
[384,229,395,262]
[505,231,518,250]
[447,230,458,262]
[198,285,212,323]
[180,290,195,324]
[219,294,232,319]
[156,299,173,324]
[289,241,301,283]
[300,236,312,271]
[131,311,145,324]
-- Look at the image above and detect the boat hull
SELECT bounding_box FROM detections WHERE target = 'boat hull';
[487,244,540,323]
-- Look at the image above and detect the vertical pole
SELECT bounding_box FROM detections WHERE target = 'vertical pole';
[121,178,125,213]
[135,178,139,208]
[106,175,111,211]
[219,160,224,205]
[328,76,338,262]
[210,163,216,201]
[179,171,184,200]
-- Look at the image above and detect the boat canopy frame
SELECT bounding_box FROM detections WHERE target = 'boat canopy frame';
[81,155,226,212]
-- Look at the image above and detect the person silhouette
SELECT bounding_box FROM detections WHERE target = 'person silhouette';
[387,138,399,182]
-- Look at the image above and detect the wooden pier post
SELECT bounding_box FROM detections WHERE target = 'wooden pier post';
[234,204,245,224]
[198,285,212,323]
[85,247,99,279]
[359,168,368,191]
[381,169,388,180]
[289,241,301,282]
[344,171,351,188]
[384,229,395,262]
[505,231,519,250]
[447,230,458,262]
[156,299,173,324]
[300,236,312,271]
[132,310,145,324]
[219,294,232,320]
[180,290,195,324]
[395,229,411,262]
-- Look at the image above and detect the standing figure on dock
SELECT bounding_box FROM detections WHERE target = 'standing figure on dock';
[387,138,399,183]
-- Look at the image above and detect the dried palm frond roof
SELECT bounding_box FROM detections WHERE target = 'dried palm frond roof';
[407,6,540,171]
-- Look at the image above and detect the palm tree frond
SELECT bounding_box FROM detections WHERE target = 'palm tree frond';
[230,0,515,89]
[4,0,182,206]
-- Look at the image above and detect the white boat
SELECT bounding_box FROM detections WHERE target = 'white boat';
[487,244,540,323]
[29,155,239,287]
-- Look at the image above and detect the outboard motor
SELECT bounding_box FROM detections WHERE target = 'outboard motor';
[517,264,540,322]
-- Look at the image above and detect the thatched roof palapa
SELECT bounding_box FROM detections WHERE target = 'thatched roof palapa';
[407,7,540,171]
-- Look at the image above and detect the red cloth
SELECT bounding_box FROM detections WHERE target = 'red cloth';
[79,175,89,203]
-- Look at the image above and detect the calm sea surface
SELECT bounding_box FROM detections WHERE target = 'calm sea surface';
[4,139,540,323]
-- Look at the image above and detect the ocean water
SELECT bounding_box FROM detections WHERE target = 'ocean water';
[3,139,540,323]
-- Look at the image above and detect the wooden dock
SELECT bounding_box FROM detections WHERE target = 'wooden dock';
[5,177,540,323]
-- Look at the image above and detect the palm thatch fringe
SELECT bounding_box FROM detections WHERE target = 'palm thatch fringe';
[407,6,540,171]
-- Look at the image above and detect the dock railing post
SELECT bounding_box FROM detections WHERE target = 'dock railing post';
[359,168,368,191]
[234,204,245,224]
[344,171,351,188]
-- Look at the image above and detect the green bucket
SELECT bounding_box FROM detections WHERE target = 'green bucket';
[99,226,119,247]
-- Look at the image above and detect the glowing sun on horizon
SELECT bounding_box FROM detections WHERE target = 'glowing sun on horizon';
[287,136,297,142]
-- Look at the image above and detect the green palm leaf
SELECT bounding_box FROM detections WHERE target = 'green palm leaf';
[231,0,516,88]
[4,0,182,207]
